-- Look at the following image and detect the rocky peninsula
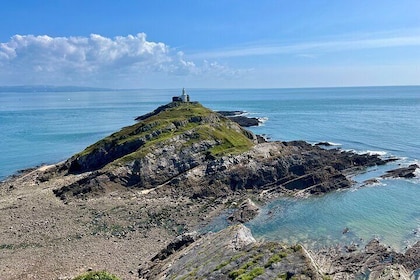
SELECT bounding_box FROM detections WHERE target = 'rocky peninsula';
[0,101,418,279]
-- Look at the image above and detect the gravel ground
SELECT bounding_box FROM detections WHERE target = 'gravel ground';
[0,165,218,280]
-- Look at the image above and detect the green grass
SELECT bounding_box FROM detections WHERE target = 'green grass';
[229,268,246,279]
[207,123,253,156]
[72,271,120,280]
[228,253,267,280]
[214,253,246,271]
[215,259,232,271]
[264,251,288,268]
[236,267,265,280]
[0,243,42,250]
[72,101,254,170]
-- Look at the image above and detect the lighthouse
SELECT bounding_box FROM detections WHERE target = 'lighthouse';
[172,88,190,102]
[181,88,189,102]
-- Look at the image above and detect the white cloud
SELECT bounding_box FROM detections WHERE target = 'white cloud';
[189,32,420,59]
[0,33,244,87]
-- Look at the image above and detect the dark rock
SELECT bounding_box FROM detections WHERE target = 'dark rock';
[55,102,391,206]
[228,198,260,223]
[216,110,262,127]
[318,238,419,278]
[216,110,245,117]
[363,178,380,185]
[345,244,358,252]
[228,115,260,127]
[403,241,420,271]
[256,134,267,143]
[151,231,199,261]
[381,164,419,179]
[315,141,334,146]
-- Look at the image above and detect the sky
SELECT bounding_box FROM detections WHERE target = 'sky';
[0,0,419,89]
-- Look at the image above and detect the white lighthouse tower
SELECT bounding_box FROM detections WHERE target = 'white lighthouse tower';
[181,88,190,102]
[181,88,188,102]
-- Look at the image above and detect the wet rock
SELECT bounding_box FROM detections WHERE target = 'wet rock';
[403,241,420,271]
[228,115,260,127]
[315,142,334,146]
[216,110,245,117]
[315,239,419,279]
[345,244,358,252]
[217,110,262,127]
[381,164,419,179]
[363,178,381,185]
[228,198,260,223]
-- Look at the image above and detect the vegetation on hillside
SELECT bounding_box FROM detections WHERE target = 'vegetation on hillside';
[72,270,120,280]
[69,101,255,172]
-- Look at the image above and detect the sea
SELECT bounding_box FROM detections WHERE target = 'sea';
[0,86,419,252]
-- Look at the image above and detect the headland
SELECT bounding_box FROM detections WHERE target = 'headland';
[0,101,418,279]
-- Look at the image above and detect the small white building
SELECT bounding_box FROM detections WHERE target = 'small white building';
[172,88,190,102]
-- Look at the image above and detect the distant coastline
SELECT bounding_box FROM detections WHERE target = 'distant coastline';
[0,85,114,93]
[1,84,419,93]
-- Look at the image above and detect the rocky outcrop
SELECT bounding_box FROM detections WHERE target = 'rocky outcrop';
[52,102,417,278]
[381,164,419,179]
[315,141,335,147]
[228,198,260,223]
[53,102,390,202]
[139,224,319,279]
[312,239,420,279]
[150,231,200,262]
[54,140,389,202]
[2,101,417,280]
[217,110,261,127]
[228,115,260,127]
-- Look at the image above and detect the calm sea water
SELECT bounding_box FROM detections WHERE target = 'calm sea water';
[1,86,419,251]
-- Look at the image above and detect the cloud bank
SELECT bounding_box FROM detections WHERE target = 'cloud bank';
[0,33,241,88]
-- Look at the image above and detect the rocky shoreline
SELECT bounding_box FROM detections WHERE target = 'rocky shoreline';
[1,101,419,279]
[217,110,262,127]
[138,224,420,279]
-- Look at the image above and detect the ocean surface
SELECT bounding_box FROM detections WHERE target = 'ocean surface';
[1,86,419,251]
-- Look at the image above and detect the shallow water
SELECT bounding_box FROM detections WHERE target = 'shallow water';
[247,174,420,251]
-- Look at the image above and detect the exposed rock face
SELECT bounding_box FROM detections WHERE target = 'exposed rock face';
[150,231,200,262]
[55,139,387,201]
[139,225,319,280]
[312,239,420,279]
[315,141,334,147]
[53,102,389,202]
[228,198,260,223]
[381,164,419,179]
[2,102,418,279]
[217,110,261,127]
[228,115,260,127]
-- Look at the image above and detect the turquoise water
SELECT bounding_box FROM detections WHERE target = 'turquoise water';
[248,177,420,251]
[0,86,419,251]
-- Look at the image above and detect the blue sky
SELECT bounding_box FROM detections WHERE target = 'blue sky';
[1,0,419,88]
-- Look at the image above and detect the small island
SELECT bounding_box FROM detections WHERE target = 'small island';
[0,100,418,279]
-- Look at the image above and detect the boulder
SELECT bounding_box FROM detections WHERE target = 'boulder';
[228,198,260,223]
